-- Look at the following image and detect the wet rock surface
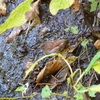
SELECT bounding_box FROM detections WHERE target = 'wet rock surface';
[0,0,99,100]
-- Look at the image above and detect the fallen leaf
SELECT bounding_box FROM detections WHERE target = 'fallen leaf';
[71,0,80,12]
[5,0,41,43]
[31,15,41,27]
[40,39,69,54]
[0,0,6,15]
[36,56,77,84]
[31,0,41,15]
[48,56,77,89]
[25,0,41,21]
[6,23,28,43]
[68,44,79,53]
[94,40,100,49]
[48,67,68,86]
[39,27,49,34]
[24,0,41,26]
[36,59,64,83]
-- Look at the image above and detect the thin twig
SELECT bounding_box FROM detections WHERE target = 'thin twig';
[22,21,31,44]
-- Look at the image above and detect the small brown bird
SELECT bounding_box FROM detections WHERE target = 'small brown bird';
[40,39,69,54]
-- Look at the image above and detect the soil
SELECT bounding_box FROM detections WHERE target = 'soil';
[0,0,100,100]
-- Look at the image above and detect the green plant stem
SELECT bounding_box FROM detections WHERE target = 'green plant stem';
[74,72,85,86]
[58,53,73,74]
[0,93,40,99]
[85,50,100,73]
[65,11,74,27]
[51,93,75,99]
[22,21,31,44]
[24,53,73,80]
[0,92,75,100]
[73,85,88,93]
[73,71,88,93]
[74,50,100,92]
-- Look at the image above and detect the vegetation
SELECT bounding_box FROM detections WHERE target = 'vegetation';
[0,0,33,34]
[0,0,100,99]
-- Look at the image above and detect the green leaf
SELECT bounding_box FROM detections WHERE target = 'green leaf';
[76,84,83,90]
[98,2,100,9]
[15,85,25,92]
[85,50,100,74]
[87,84,100,92]
[67,69,80,85]
[63,91,68,95]
[90,1,98,12]
[64,27,70,32]
[92,60,100,74]
[89,39,93,42]
[49,0,74,15]
[0,0,4,2]
[81,39,93,48]
[76,84,87,91]
[80,87,87,91]
[88,91,96,97]
[74,93,84,100]
[41,85,52,98]
[0,0,34,34]
[74,86,86,100]
[88,0,95,2]
[81,39,89,48]
[70,26,78,34]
